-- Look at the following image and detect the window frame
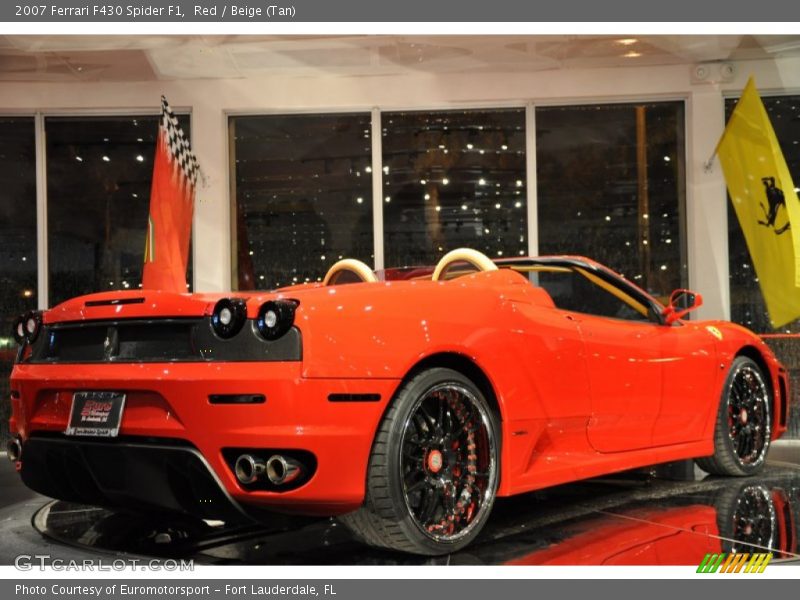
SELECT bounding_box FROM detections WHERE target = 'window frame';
[500,257,667,325]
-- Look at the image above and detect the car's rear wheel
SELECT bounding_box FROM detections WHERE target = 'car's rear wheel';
[340,367,500,555]
[696,356,772,476]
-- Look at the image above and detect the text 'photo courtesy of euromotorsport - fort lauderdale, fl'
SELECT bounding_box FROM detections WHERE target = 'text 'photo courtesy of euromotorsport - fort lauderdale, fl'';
[15,584,330,597]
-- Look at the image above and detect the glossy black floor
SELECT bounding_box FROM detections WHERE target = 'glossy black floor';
[1,446,799,566]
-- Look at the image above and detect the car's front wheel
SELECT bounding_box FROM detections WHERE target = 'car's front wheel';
[696,356,772,476]
[340,367,500,555]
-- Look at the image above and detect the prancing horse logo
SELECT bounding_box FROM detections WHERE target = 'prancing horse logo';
[759,177,790,235]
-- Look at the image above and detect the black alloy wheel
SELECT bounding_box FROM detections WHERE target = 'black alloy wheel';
[340,368,500,555]
[697,356,772,476]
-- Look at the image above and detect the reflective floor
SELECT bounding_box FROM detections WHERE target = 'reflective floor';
[19,457,800,566]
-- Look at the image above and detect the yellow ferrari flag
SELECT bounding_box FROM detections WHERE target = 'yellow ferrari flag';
[716,77,800,328]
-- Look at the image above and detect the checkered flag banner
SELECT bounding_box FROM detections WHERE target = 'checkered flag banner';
[142,95,202,292]
[160,95,202,189]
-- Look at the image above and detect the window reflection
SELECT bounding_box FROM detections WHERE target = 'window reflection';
[231,113,374,290]
[0,117,37,445]
[536,102,687,301]
[46,115,192,307]
[382,109,527,267]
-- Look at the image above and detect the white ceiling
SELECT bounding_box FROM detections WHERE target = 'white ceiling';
[1,35,800,82]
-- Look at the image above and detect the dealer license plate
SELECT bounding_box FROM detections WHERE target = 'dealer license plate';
[65,391,126,437]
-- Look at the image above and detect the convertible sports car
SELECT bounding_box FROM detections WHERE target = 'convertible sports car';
[7,248,790,555]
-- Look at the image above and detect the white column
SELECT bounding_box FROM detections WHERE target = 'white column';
[371,107,384,271]
[686,89,729,320]
[191,100,230,292]
[34,113,48,309]
[525,103,538,257]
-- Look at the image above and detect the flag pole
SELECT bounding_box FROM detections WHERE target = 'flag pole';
[702,152,716,173]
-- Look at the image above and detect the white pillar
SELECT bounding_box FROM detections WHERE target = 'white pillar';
[191,99,230,292]
[371,107,384,271]
[686,89,729,321]
[525,103,538,257]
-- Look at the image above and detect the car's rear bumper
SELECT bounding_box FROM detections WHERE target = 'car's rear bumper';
[20,434,249,522]
[10,362,399,516]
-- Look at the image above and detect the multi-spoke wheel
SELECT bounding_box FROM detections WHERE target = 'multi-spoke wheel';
[696,356,772,476]
[340,367,499,555]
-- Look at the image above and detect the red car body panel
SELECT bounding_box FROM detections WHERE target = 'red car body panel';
[506,487,797,565]
[506,505,723,566]
[8,258,790,516]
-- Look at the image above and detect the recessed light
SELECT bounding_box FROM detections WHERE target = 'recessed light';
[617,38,638,46]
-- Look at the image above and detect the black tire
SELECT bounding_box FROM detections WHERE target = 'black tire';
[696,356,772,477]
[340,368,500,555]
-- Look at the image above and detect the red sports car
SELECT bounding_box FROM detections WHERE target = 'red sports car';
[7,248,790,555]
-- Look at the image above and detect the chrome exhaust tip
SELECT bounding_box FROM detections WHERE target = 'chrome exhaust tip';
[6,438,22,462]
[266,455,302,485]
[234,454,265,484]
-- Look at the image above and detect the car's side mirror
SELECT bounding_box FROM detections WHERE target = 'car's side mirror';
[662,289,703,324]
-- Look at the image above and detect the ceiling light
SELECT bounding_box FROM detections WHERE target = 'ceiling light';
[616,38,638,46]
[624,51,642,58]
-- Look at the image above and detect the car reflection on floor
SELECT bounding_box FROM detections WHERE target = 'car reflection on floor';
[32,464,800,566]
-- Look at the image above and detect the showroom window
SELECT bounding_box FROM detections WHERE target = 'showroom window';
[0,117,37,443]
[231,113,374,290]
[381,108,527,268]
[726,96,800,334]
[46,114,192,307]
[536,102,687,303]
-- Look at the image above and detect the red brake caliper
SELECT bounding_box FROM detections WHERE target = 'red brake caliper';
[429,391,478,535]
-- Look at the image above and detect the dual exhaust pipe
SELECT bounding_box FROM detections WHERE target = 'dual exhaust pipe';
[6,438,22,462]
[234,453,302,486]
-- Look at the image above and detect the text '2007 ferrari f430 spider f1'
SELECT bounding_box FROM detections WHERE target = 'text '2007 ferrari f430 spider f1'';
[7,248,791,555]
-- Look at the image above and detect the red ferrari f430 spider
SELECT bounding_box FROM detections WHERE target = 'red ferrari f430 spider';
[7,249,790,554]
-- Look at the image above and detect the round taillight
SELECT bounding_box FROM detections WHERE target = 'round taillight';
[210,298,247,339]
[23,311,42,343]
[256,300,296,340]
[12,316,26,345]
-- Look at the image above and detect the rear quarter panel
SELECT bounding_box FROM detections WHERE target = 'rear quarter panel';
[288,269,596,496]
[294,269,565,422]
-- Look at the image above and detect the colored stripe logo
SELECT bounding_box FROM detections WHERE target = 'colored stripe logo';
[697,553,772,573]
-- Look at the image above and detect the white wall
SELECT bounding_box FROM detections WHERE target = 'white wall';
[2,55,800,320]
